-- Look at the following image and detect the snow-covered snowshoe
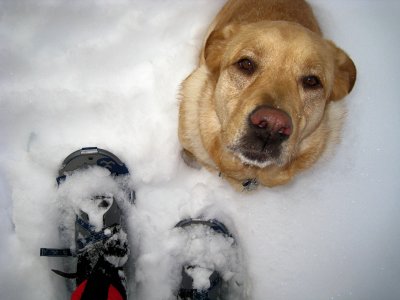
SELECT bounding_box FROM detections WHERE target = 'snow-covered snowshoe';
[40,147,133,300]
[175,219,235,300]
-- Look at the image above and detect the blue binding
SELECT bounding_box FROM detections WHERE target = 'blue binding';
[40,217,119,257]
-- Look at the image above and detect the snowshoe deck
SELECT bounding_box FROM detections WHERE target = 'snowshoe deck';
[175,218,234,300]
[40,147,133,299]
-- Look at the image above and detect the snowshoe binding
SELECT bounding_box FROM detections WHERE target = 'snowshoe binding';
[40,147,134,300]
[175,218,245,300]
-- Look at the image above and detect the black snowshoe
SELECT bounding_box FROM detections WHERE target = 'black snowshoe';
[175,219,238,300]
[40,147,134,299]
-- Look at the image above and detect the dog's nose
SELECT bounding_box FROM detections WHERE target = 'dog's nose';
[249,106,292,140]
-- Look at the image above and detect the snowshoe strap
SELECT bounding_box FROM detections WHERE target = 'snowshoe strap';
[40,248,75,257]
[76,216,97,232]
[76,217,120,251]
[51,269,78,279]
[40,221,119,258]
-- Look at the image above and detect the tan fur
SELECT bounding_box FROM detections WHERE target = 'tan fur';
[179,0,356,191]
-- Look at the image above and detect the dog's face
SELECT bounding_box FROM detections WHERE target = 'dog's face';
[204,21,356,168]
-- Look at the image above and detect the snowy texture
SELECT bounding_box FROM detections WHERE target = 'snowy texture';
[1,0,400,299]
[58,167,131,230]
[185,267,214,290]
[171,224,248,298]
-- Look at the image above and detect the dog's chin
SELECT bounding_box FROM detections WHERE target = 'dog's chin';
[232,149,276,168]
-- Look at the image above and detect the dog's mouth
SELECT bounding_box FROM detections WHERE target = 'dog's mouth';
[230,109,293,168]
[229,139,284,168]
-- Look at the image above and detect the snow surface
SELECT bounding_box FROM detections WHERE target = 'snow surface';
[0,0,400,299]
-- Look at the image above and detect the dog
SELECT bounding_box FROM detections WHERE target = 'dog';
[178,0,356,191]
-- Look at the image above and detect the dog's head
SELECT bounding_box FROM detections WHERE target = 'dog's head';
[204,21,356,168]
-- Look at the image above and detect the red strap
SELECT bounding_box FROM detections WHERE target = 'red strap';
[70,280,88,300]
[108,284,123,300]
[70,280,123,300]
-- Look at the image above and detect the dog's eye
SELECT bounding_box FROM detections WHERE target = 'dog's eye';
[302,75,322,89]
[236,58,256,75]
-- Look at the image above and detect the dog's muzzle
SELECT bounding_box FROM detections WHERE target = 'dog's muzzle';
[235,106,293,165]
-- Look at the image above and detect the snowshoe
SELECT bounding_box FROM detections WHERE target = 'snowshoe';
[40,147,134,300]
[175,219,240,300]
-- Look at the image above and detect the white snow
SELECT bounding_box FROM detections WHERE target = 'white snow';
[171,224,248,298]
[185,267,214,290]
[1,0,400,299]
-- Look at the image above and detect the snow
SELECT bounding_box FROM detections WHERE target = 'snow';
[133,221,248,299]
[185,267,214,290]
[171,224,247,297]
[0,0,400,299]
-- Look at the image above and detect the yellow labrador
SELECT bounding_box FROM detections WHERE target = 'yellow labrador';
[179,0,356,191]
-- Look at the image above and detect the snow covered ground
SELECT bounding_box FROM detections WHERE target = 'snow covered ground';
[1,0,399,299]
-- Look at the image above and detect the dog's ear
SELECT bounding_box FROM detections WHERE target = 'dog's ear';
[327,41,357,101]
[204,24,238,76]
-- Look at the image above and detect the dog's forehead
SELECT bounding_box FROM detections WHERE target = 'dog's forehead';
[229,21,329,60]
